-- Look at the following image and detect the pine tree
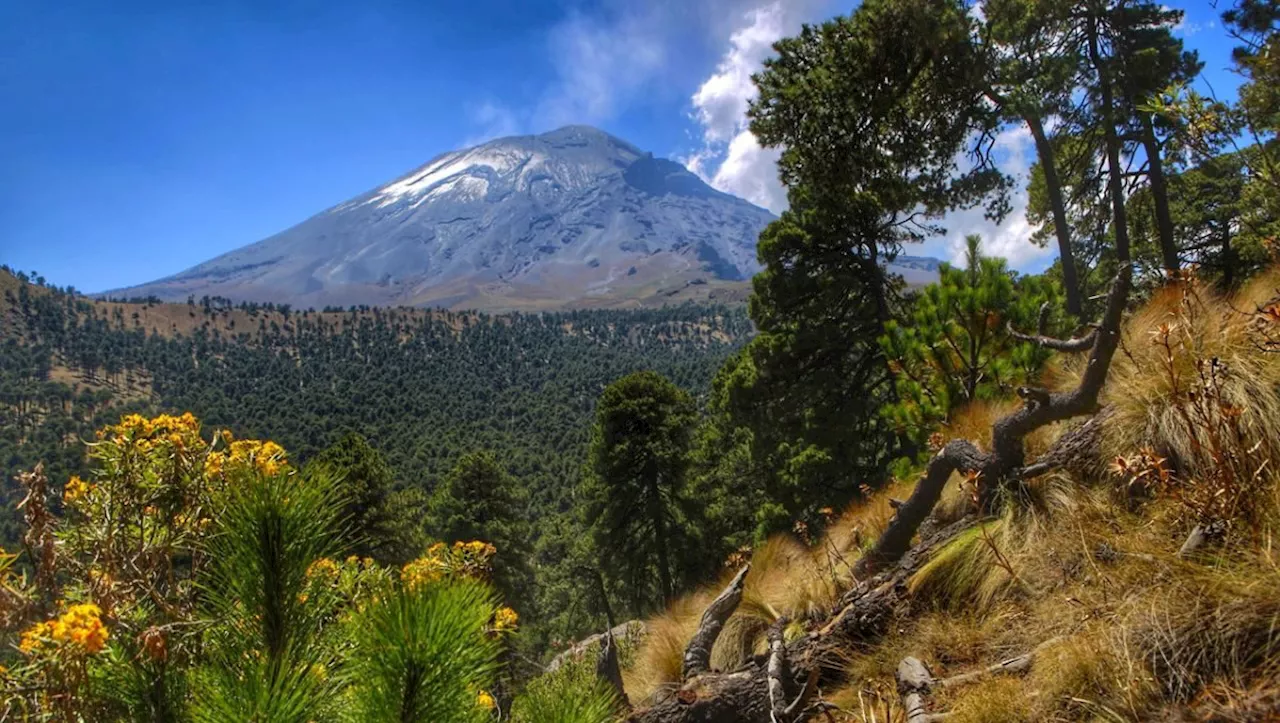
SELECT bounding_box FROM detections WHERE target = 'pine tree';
[880,236,1060,446]
[579,371,700,612]
[429,450,533,610]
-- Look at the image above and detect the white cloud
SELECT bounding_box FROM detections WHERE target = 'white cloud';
[682,1,828,214]
[462,100,522,146]
[709,131,787,212]
[535,7,669,129]
[1164,5,1200,36]
[684,4,1060,271]
[927,126,1056,271]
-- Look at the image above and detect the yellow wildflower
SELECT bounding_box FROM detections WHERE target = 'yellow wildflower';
[305,558,340,582]
[63,475,91,505]
[204,452,226,478]
[20,603,109,655]
[493,606,519,633]
[476,690,496,710]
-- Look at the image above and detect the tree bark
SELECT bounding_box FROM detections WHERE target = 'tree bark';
[1087,5,1133,265]
[1026,114,1084,317]
[1141,114,1179,275]
[652,474,674,604]
[682,565,750,680]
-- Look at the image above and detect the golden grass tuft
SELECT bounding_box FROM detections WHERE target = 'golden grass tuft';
[622,592,708,705]
[1079,277,1280,487]
[945,677,1030,723]
[907,509,1042,614]
[1131,566,1280,702]
[1029,633,1156,719]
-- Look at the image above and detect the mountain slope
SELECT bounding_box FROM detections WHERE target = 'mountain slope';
[112,126,777,311]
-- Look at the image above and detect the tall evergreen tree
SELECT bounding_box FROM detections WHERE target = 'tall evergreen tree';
[728,0,1009,527]
[430,451,533,609]
[306,432,400,563]
[579,371,699,613]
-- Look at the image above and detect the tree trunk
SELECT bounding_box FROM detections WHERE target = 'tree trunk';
[652,481,674,604]
[1026,114,1084,317]
[1221,229,1236,288]
[1088,7,1133,265]
[1141,114,1179,275]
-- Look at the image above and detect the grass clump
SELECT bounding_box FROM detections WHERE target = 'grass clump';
[510,654,621,723]
[1133,569,1280,702]
[946,677,1030,723]
[908,514,1022,613]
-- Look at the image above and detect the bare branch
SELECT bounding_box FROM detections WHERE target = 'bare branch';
[897,657,935,723]
[854,440,987,578]
[597,627,630,709]
[682,564,750,680]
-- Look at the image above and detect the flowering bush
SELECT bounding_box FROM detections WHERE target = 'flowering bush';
[1,412,529,720]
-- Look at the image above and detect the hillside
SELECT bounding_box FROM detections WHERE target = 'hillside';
[0,269,750,550]
[558,269,1280,723]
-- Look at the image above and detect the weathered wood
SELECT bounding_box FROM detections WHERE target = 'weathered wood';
[683,565,750,680]
[627,519,972,723]
[897,656,933,723]
[547,620,646,673]
[1177,521,1225,559]
[936,636,1064,688]
[597,627,630,709]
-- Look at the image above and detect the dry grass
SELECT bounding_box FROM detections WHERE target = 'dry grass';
[1081,277,1280,491]
[945,677,1030,723]
[618,269,1280,720]
[1130,565,1280,702]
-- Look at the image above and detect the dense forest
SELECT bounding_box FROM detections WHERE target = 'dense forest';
[2,0,1280,720]
[0,271,751,643]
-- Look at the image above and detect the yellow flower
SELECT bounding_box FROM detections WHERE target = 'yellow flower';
[20,603,109,655]
[204,452,227,478]
[476,690,496,710]
[63,475,91,505]
[306,558,340,582]
[493,606,518,633]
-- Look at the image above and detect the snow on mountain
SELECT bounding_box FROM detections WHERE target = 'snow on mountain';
[110,126,937,311]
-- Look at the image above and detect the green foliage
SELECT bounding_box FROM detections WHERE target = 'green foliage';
[0,275,747,649]
[306,432,402,563]
[429,450,534,610]
[716,0,1011,532]
[879,236,1059,444]
[580,371,703,613]
[341,578,501,723]
[192,465,347,722]
[509,655,620,723]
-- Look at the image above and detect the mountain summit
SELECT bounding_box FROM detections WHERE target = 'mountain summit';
[113,126,777,310]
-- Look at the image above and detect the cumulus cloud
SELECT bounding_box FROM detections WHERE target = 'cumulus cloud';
[924,126,1056,271]
[684,2,1059,270]
[681,1,829,214]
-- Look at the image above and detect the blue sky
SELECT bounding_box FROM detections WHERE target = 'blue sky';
[0,0,1242,292]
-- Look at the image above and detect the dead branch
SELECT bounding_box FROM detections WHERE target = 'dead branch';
[896,657,935,723]
[627,519,972,723]
[766,617,814,721]
[1177,521,1225,559]
[597,627,630,709]
[858,265,1130,577]
[683,564,750,680]
[936,636,1064,688]
[1008,301,1098,352]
